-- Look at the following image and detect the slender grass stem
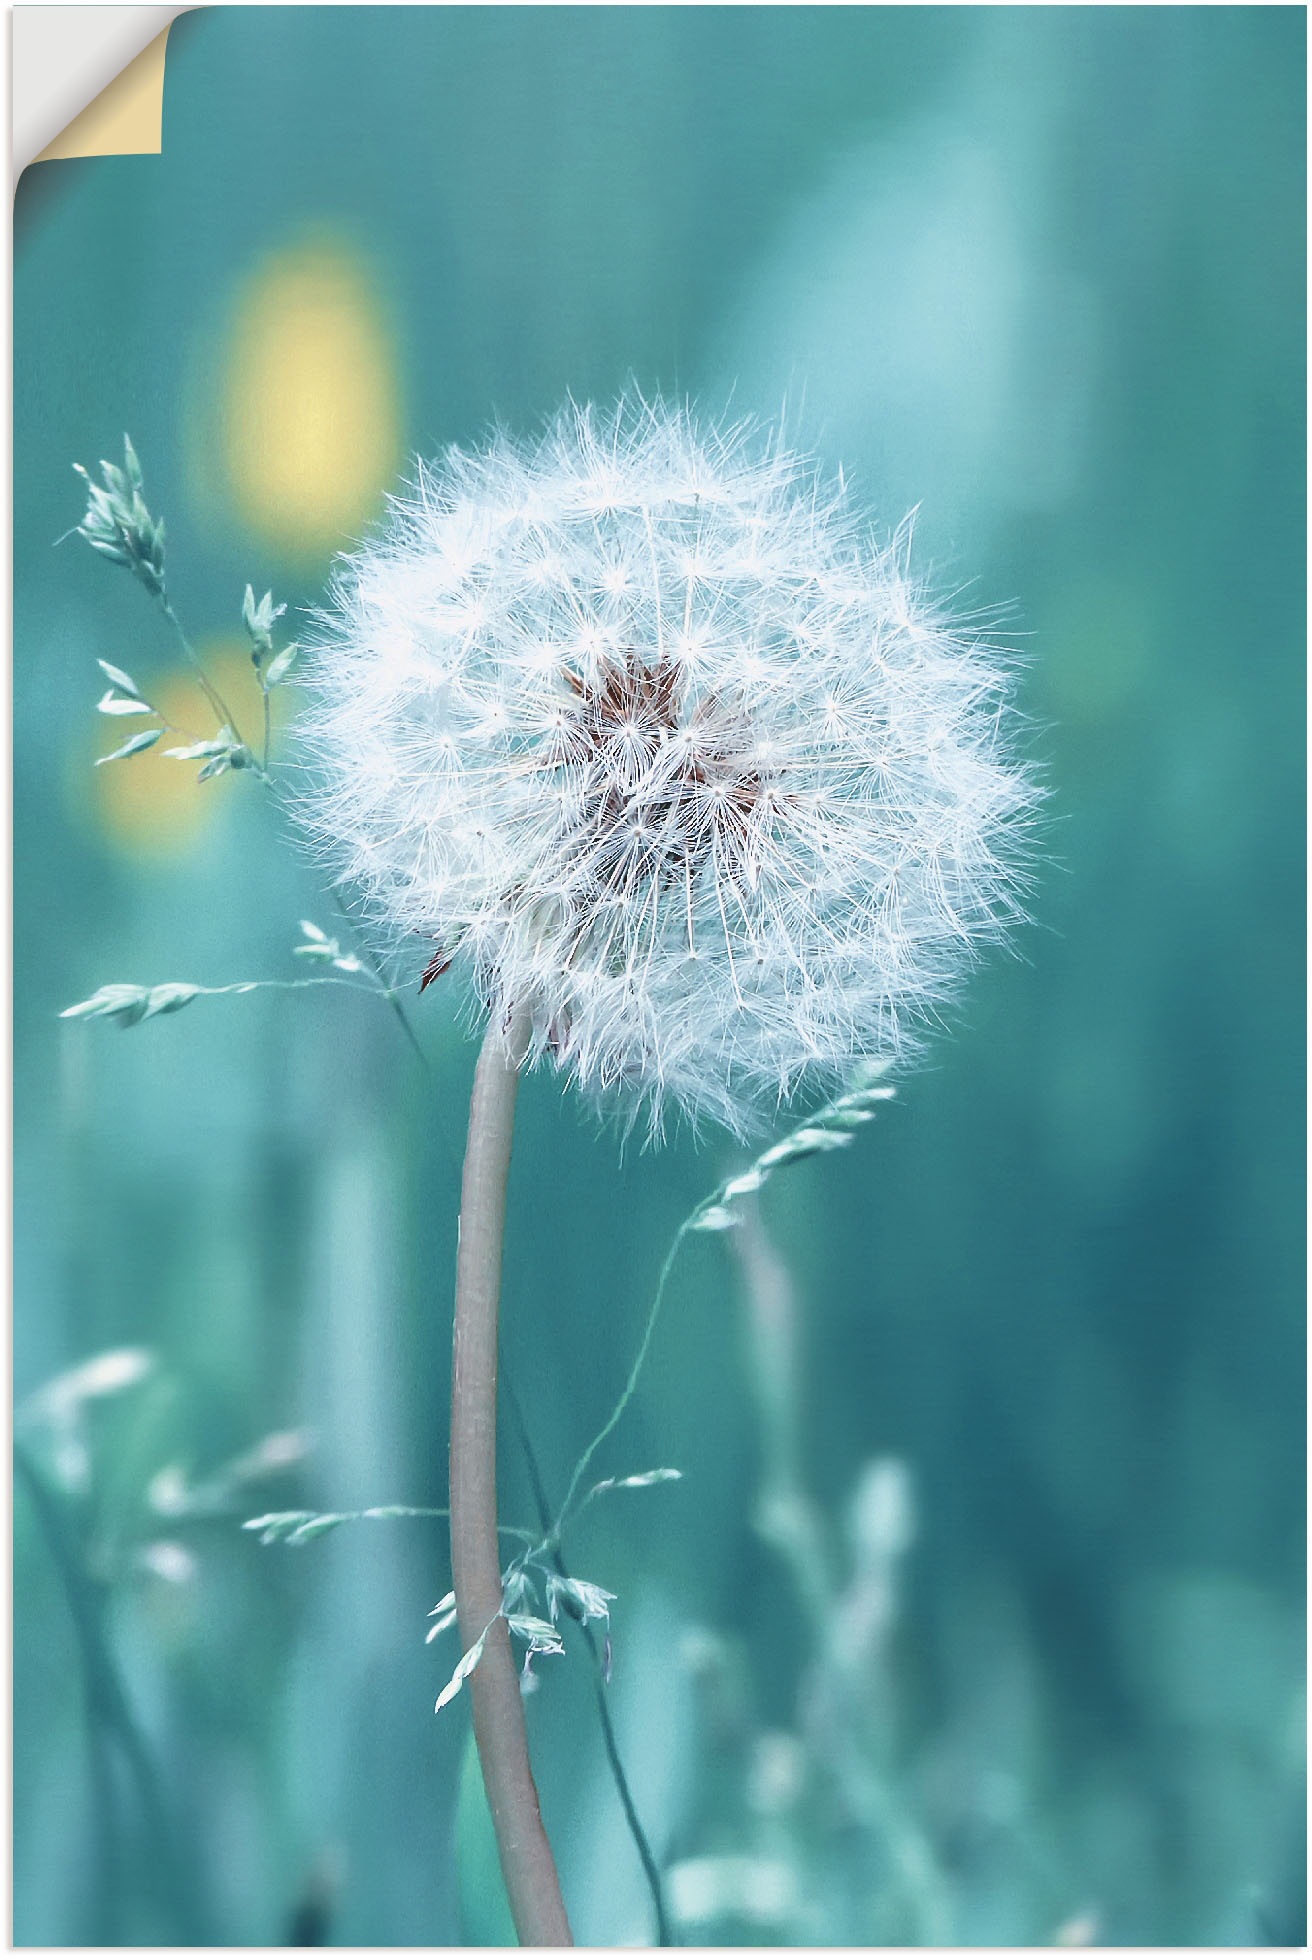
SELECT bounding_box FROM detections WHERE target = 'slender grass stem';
[503,1375,672,1945]
[385,983,434,1068]
[88,1717,123,1941]
[152,578,434,1071]
[161,599,261,768]
[14,1443,206,1941]
[552,1224,690,1537]
[326,898,433,1074]
[450,1007,572,1946]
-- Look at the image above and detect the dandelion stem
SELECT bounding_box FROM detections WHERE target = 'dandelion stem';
[450,1007,572,1946]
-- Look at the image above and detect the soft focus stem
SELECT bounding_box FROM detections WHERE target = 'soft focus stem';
[450,1005,573,1947]
[14,1442,206,1941]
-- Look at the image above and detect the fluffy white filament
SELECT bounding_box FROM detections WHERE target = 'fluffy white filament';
[298,399,1038,1137]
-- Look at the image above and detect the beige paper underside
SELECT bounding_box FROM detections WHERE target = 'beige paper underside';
[16,7,188,169]
[34,26,172,162]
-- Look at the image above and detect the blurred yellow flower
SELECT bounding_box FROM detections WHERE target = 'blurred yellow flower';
[220,238,400,559]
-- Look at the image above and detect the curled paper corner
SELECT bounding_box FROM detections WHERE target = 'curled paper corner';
[14,6,191,173]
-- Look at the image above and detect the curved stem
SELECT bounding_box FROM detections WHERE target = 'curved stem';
[450,1007,572,1946]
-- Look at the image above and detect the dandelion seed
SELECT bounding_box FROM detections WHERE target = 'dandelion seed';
[298,397,1039,1140]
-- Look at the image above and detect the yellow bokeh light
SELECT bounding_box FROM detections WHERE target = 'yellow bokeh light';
[86,645,289,859]
[221,238,400,558]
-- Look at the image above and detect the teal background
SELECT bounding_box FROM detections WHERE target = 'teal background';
[14,6,1305,1945]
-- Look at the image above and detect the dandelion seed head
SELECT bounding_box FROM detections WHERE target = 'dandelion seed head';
[298,398,1040,1137]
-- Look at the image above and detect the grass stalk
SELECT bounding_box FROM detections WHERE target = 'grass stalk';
[503,1374,672,1945]
[14,1442,206,1941]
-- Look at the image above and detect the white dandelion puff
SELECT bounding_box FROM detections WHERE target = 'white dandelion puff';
[297,398,1040,1137]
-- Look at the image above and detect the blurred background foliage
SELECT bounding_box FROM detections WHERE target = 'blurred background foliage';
[13,6,1304,1946]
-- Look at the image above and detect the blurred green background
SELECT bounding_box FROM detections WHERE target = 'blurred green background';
[13,6,1305,1946]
